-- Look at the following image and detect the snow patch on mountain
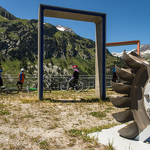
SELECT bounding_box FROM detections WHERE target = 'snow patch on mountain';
[111,44,150,58]
[56,25,66,31]
[56,25,76,34]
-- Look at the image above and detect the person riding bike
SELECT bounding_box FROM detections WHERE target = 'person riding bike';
[16,68,25,91]
[69,65,79,89]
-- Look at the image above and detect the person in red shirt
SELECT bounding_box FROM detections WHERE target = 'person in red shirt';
[16,68,25,91]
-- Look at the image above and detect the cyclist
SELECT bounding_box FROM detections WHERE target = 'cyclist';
[0,63,3,93]
[16,68,25,91]
[69,65,79,89]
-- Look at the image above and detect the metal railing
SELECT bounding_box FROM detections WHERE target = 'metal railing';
[1,74,113,89]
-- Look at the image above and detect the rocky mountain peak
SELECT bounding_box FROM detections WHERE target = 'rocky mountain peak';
[0,6,17,20]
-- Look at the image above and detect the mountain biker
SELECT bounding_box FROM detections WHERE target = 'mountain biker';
[17,68,25,91]
[69,65,79,89]
[0,63,3,93]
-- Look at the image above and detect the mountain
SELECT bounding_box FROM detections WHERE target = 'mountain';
[56,25,76,34]
[0,6,17,20]
[111,44,150,58]
[0,6,124,75]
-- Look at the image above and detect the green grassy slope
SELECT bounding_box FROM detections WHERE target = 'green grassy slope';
[0,12,124,75]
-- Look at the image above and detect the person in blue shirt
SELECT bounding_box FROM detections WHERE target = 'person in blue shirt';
[0,63,3,92]
[111,68,118,82]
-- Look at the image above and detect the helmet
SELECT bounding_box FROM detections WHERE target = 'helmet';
[111,68,115,73]
[72,65,77,68]
[21,68,24,72]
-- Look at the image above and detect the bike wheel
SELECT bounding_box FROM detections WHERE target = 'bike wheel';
[83,81,90,90]
[30,82,51,92]
[22,89,29,93]
[51,82,60,90]
[43,87,51,93]
[2,89,19,94]
[74,81,83,92]
[60,82,69,91]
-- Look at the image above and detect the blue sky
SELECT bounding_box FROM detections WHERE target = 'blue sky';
[1,0,150,53]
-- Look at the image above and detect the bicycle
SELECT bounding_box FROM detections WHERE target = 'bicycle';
[1,75,19,95]
[47,76,60,91]
[62,76,90,90]
[22,81,51,93]
[60,77,83,92]
[80,79,90,90]
[0,86,19,94]
[40,75,60,91]
[22,75,60,93]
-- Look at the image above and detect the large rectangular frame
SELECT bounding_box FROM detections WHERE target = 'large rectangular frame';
[38,4,106,100]
[106,40,140,55]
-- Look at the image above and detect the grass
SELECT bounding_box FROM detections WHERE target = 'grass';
[67,123,118,149]
[0,15,9,21]
[0,89,121,149]
[39,140,50,149]
[104,140,115,150]
[89,111,106,119]
[82,123,119,135]
[1,59,21,74]
[0,109,10,115]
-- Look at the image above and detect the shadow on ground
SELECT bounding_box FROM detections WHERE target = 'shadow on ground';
[43,97,110,103]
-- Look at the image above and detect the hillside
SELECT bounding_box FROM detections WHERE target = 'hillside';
[0,6,124,75]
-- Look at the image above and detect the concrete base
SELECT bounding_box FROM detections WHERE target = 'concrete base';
[88,124,150,150]
[135,125,150,142]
